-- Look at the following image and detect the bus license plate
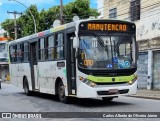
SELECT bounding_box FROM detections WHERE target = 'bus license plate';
[109,89,119,93]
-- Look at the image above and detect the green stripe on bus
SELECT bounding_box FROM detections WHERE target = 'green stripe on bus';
[63,69,67,78]
[86,74,135,83]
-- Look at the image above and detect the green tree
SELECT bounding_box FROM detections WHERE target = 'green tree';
[45,6,60,29]
[3,32,8,38]
[39,9,47,31]
[1,0,99,39]
[1,19,14,39]
[63,0,99,23]
[19,5,39,36]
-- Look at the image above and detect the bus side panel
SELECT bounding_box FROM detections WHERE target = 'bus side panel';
[38,62,47,92]
[10,62,32,90]
[43,61,56,94]
[38,61,56,94]
[55,60,68,96]
[10,64,18,87]
[23,63,32,90]
[38,61,67,95]
[16,63,23,88]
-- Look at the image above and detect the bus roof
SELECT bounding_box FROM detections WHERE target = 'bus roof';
[9,21,75,45]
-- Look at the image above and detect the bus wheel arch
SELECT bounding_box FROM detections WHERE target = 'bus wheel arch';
[55,77,68,103]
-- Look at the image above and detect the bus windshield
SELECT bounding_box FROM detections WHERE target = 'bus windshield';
[78,34,136,70]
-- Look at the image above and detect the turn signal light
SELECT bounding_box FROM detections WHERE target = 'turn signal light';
[79,76,84,81]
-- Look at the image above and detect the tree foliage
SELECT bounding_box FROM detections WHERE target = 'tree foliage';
[1,19,14,39]
[1,0,99,39]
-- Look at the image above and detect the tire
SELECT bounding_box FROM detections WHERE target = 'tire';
[58,81,68,103]
[102,97,114,102]
[0,82,1,89]
[24,78,31,96]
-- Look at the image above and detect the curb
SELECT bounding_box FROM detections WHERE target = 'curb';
[129,95,160,100]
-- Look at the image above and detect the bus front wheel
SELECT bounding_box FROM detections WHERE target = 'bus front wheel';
[58,81,68,103]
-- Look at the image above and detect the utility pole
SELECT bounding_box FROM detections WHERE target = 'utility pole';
[60,0,63,25]
[7,11,22,40]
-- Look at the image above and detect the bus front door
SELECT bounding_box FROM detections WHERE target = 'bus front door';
[30,42,39,90]
[66,32,77,96]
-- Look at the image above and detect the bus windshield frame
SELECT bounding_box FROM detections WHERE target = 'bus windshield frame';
[77,21,137,75]
[78,33,136,68]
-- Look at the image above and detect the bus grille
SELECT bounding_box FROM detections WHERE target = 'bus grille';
[95,82,128,85]
[97,89,129,95]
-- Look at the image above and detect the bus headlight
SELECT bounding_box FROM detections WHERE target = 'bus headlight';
[79,77,96,87]
[128,75,137,85]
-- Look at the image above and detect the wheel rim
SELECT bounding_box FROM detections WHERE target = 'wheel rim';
[59,85,65,100]
[24,82,28,94]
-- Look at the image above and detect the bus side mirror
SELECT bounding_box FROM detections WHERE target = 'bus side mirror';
[73,37,79,49]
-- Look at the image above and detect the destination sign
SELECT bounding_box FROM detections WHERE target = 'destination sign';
[79,22,135,32]
[88,23,127,31]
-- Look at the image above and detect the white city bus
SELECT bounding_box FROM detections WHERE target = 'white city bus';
[9,19,138,103]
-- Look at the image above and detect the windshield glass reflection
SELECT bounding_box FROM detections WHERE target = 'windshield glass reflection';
[78,34,135,70]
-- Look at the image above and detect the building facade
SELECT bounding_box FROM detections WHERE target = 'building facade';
[101,0,160,89]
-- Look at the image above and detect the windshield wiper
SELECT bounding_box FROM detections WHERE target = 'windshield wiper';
[93,32,105,47]
[114,35,124,52]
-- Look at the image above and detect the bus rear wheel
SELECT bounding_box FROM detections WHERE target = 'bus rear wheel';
[58,81,68,103]
[24,78,31,96]
[102,97,114,102]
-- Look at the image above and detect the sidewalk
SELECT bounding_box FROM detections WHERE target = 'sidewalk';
[130,89,160,100]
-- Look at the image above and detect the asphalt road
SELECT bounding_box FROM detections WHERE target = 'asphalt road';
[0,83,160,121]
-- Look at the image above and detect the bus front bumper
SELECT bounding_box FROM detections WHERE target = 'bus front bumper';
[77,80,137,98]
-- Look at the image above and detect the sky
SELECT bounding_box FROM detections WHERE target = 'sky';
[0,0,100,25]
[97,0,103,18]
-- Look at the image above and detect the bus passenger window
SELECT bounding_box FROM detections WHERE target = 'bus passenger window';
[48,35,55,60]
[17,44,22,62]
[55,33,64,60]
[10,45,16,63]
[38,38,45,61]
[24,43,29,62]
[14,45,17,62]
[21,44,24,62]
